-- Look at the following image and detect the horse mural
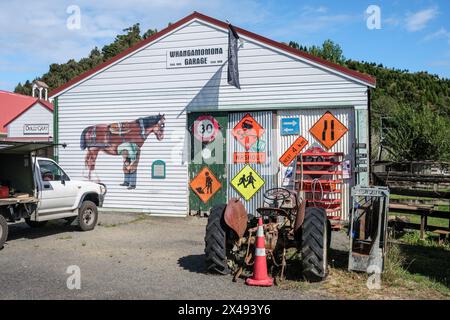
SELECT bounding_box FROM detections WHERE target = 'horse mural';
[80,114,165,189]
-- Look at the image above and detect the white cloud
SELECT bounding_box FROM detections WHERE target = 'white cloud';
[428,60,450,67]
[384,16,401,27]
[0,0,269,66]
[301,5,328,15]
[423,27,450,44]
[405,7,438,32]
[266,5,358,40]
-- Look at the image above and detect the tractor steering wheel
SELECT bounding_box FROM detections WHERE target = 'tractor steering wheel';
[263,188,291,204]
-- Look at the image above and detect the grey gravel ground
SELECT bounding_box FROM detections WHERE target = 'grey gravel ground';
[0,212,339,300]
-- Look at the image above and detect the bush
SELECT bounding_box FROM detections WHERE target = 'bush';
[383,104,450,162]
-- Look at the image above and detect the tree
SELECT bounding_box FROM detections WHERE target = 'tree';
[14,80,32,96]
[143,28,158,39]
[306,40,345,64]
[102,24,143,60]
[383,104,450,161]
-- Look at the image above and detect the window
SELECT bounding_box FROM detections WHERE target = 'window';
[38,160,70,182]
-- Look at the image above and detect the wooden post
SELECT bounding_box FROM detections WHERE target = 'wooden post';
[420,213,425,240]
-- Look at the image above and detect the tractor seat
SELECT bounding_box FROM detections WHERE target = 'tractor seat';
[256,207,290,217]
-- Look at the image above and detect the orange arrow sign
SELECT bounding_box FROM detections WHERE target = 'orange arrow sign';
[279,136,308,167]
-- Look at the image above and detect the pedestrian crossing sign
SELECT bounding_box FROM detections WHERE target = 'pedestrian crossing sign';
[231,165,265,201]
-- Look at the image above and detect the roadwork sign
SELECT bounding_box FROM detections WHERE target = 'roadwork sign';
[231,165,265,201]
[310,111,348,149]
[190,167,222,203]
[279,136,308,166]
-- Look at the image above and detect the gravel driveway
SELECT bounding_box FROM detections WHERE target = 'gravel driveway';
[0,212,336,300]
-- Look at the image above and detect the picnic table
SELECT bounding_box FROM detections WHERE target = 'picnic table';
[389,203,450,243]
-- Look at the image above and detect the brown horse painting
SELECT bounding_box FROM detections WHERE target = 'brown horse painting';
[80,114,165,188]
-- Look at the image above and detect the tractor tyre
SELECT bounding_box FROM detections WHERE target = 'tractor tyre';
[300,207,330,282]
[0,215,8,249]
[204,203,231,275]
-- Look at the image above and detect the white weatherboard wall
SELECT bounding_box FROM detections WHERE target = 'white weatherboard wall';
[7,103,53,138]
[55,18,369,216]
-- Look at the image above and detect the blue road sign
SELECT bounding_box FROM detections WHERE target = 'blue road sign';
[281,117,300,135]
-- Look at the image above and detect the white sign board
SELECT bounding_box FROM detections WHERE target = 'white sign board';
[23,124,49,135]
[166,46,226,68]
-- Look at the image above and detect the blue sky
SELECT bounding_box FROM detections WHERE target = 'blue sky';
[0,0,449,92]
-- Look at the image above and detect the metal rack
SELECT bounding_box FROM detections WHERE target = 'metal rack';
[348,186,390,273]
[294,147,344,225]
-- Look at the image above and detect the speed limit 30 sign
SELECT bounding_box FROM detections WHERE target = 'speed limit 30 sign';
[193,115,220,143]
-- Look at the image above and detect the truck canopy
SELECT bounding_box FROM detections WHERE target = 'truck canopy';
[0,141,63,155]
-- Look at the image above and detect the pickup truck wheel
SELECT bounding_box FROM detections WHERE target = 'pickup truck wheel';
[25,218,48,228]
[0,215,8,249]
[77,201,98,231]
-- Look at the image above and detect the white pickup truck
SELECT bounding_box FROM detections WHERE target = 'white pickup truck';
[0,141,106,250]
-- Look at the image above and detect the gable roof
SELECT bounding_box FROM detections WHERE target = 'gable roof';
[0,90,53,132]
[50,11,376,98]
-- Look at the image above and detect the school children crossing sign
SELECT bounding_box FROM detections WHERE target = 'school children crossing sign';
[231,165,265,201]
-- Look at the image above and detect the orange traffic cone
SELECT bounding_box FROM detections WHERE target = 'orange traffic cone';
[246,217,273,287]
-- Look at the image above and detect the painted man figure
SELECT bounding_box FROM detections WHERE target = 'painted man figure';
[118,142,139,189]
[205,171,213,194]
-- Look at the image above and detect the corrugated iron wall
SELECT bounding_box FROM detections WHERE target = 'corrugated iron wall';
[277,108,355,221]
[227,111,275,215]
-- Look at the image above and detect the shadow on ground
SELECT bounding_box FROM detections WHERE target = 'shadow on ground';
[397,242,450,288]
[178,254,208,274]
[6,220,79,242]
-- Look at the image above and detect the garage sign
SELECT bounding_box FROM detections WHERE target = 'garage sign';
[231,165,265,201]
[232,114,265,150]
[279,136,308,167]
[310,111,348,150]
[167,46,226,68]
[192,115,220,143]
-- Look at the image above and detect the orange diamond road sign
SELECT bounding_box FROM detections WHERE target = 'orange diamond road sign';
[189,167,222,203]
[232,114,265,150]
[279,136,308,167]
[310,111,348,150]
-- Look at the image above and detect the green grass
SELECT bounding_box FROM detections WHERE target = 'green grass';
[397,230,450,249]
[279,229,450,299]
[390,212,449,228]
[387,239,450,295]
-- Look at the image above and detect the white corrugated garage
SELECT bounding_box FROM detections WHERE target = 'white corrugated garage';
[49,12,375,219]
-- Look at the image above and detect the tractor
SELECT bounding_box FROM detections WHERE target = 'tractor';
[204,187,332,282]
